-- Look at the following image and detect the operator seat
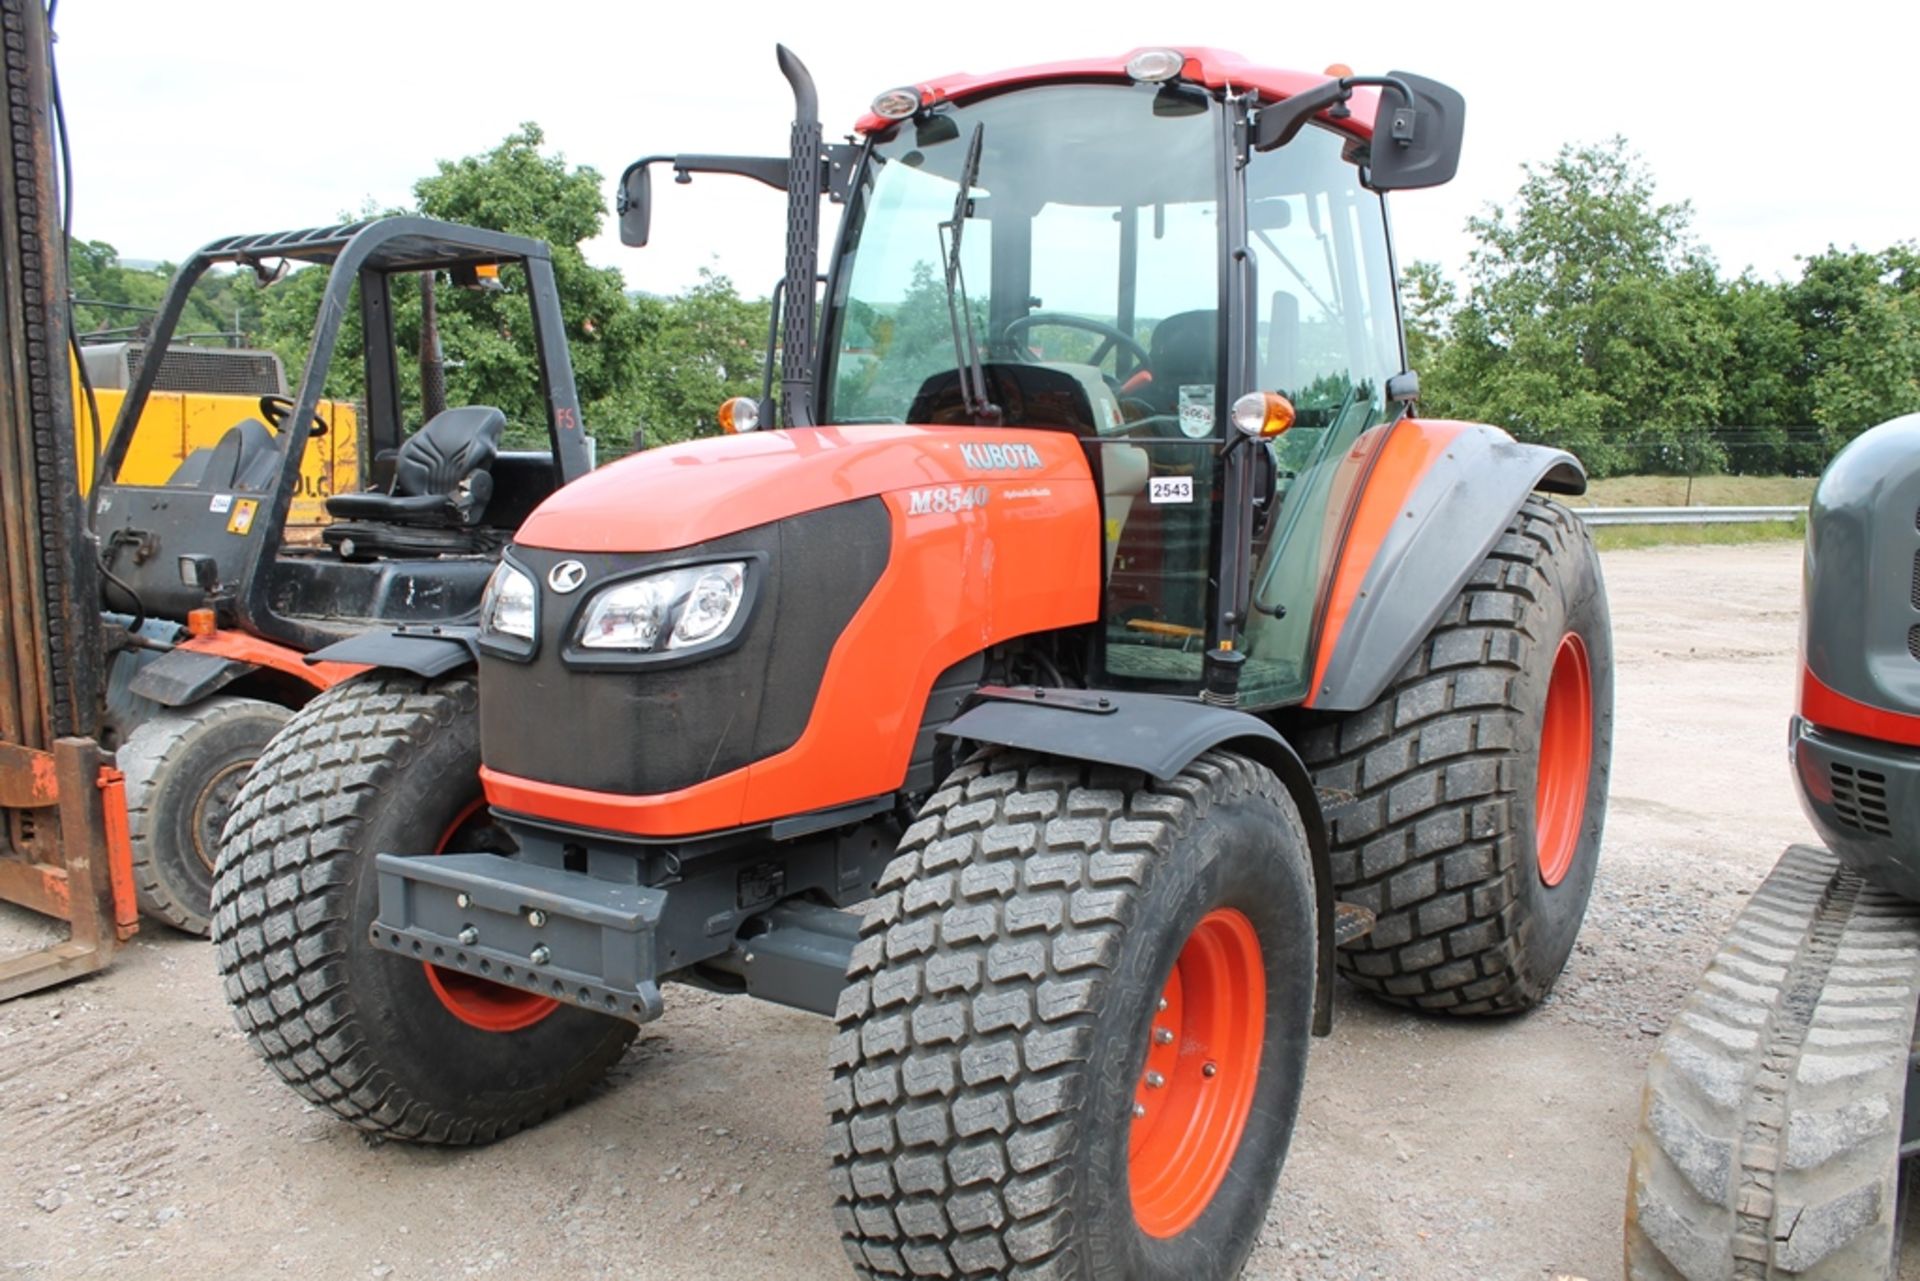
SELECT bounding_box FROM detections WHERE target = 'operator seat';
[322,404,506,559]
[1137,310,1219,426]
[167,419,280,493]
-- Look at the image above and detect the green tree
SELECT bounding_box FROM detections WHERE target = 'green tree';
[1423,138,1734,476]
[629,269,771,447]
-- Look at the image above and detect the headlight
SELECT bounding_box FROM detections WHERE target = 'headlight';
[480,562,536,642]
[578,561,749,653]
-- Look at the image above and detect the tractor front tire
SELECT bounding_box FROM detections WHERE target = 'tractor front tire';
[211,672,636,1145]
[828,748,1316,1280]
[120,695,292,935]
[1301,495,1612,1013]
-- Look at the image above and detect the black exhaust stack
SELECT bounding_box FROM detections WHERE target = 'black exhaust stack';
[776,45,820,428]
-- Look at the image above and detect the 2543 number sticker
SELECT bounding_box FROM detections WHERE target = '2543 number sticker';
[1149,476,1194,505]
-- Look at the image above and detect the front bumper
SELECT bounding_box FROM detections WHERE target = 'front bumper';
[373,851,668,1023]
[1790,716,1920,901]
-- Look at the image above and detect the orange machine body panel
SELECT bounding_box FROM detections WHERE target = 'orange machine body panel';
[177,630,370,690]
[487,425,1104,836]
[1305,417,1469,704]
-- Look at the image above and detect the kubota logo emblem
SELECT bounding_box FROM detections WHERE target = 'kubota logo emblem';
[548,560,588,594]
[959,442,1042,471]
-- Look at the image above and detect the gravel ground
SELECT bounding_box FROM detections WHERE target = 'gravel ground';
[0,541,1838,1279]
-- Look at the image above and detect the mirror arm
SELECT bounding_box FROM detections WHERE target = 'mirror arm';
[1251,74,1421,153]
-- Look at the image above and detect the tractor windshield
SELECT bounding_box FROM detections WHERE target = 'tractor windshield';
[824,82,1222,430]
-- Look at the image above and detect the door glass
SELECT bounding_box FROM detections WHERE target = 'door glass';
[1238,124,1404,706]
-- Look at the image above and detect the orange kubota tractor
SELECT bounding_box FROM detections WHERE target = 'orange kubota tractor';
[215,47,1613,1278]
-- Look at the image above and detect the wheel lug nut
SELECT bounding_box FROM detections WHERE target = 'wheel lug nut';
[530,944,552,966]
[1132,1103,1147,1119]
[1156,997,1168,1012]
[1144,1071,1165,1089]
[455,892,472,909]
[456,926,478,946]
[1202,1062,1217,1078]
[1153,1027,1173,1045]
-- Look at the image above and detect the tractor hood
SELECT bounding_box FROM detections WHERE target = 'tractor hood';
[515,424,1093,553]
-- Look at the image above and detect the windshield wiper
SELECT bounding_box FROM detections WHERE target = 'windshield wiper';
[938,124,1001,426]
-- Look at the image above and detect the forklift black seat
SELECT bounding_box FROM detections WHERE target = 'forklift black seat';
[167,419,280,493]
[325,405,505,528]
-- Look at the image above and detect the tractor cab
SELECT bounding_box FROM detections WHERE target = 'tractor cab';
[623,50,1463,711]
[818,64,1436,706]
[91,217,594,651]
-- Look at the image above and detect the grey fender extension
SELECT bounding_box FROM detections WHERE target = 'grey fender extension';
[1314,424,1584,712]
[942,687,1340,1034]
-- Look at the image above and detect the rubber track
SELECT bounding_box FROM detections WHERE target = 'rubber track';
[211,676,617,1144]
[1302,497,1582,1012]
[827,749,1289,1279]
[1628,844,1920,1279]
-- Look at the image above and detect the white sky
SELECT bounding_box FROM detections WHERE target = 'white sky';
[54,0,1912,299]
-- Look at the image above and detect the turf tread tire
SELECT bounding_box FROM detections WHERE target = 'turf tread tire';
[210,673,635,1146]
[1300,495,1611,1013]
[828,747,1314,1280]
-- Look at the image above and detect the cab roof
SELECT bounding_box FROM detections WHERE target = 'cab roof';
[853,48,1385,138]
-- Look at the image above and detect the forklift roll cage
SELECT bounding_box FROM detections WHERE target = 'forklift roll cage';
[92,217,594,652]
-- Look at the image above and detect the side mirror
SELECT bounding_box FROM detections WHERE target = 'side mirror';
[1366,72,1465,191]
[618,163,652,247]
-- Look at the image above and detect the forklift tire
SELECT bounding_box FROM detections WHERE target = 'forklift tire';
[120,695,292,935]
[210,672,636,1145]
[1300,496,1612,1013]
[829,748,1316,1280]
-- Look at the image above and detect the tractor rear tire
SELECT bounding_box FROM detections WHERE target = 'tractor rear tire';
[828,748,1316,1280]
[1300,495,1612,1013]
[120,695,292,935]
[210,672,636,1145]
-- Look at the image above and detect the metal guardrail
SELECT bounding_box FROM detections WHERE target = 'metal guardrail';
[1574,505,1805,527]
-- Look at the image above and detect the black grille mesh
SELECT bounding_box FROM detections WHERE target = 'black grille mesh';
[126,344,284,396]
[1910,625,1920,661]
[1831,762,1893,837]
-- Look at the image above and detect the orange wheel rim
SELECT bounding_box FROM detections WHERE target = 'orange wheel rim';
[1535,632,1593,888]
[1129,907,1266,1238]
[421,797,559,1033]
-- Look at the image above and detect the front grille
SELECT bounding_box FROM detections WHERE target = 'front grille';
[1831,761,1893,836]
[126,344,286,396]
[1909,625,1920,661]
[1911,549,1920,612]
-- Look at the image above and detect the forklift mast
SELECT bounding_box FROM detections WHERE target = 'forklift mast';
[0,0,138,999]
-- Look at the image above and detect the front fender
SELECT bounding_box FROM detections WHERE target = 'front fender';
[942,687,1338,1035]
[1309,420,1585,712]
[307,627,478,678]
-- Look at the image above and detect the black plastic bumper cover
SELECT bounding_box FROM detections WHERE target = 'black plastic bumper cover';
[1791,716,1920,902]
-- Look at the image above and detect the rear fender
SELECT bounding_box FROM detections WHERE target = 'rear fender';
[307,627,477,679]
[1308,419,1585,712]
[942,687,1338,1034]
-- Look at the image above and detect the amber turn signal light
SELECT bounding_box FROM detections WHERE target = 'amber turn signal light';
[1229,391,1296,438]
[717,396,761,434]
[186,607,216,637]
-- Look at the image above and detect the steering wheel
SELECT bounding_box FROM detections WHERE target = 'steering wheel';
[258,394,328,437]
[1001,312,1151,380]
